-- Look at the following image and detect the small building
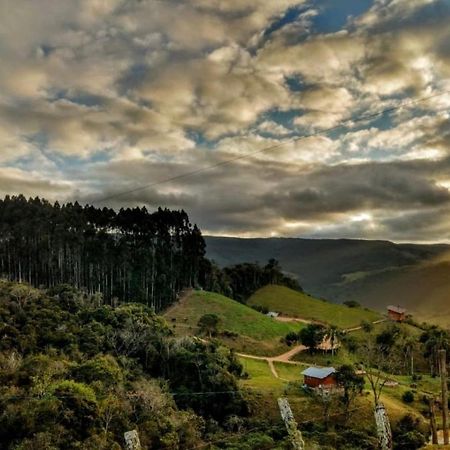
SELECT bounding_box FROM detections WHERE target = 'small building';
[266,311,279,318]
[387,305,406,322]
[302,366,336,389]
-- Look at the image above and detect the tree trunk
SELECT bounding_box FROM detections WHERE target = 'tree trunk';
[440,349,449,445]
[429,397,438,445]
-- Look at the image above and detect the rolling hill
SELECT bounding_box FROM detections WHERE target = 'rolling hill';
[248,285,382,329]
[163,290,303,355]
[205,236,450,325]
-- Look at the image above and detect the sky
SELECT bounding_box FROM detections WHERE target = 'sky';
[1,0,450,242]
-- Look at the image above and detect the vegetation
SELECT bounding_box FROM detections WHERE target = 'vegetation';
[164,290,302,355]
[249,285,381,328]
[335,365,365,424]
[221,258,302,302]
[198,313,221,337]
[298,324,326,353]
[0,281,251,449]
[0,195,205,311]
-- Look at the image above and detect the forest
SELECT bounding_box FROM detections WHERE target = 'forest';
[0,281,253,449]
[0,195,205,311]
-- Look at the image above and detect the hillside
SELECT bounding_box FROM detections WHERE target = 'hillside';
[205,236,450,324]
[248,285,382,329]
[332,260,450,327]
[163,290,303,355]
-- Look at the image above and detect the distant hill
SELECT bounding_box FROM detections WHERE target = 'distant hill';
[248,285,381,329]
[205,236,450,325]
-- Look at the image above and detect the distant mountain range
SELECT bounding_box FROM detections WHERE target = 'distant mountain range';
[205,236,450,326]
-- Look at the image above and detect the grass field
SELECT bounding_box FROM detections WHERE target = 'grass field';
[239,358,284,391]
[164,290,304,355]
[248,285,382,329]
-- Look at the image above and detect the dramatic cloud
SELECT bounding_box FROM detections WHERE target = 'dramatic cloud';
[0,0,450,241]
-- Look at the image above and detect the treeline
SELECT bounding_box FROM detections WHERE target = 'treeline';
[201,258,302,303]
[0,195,205,311]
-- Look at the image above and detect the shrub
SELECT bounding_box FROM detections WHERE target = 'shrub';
[360,320,373,333]
[402,391,415,403]
[285,331,299,346]
[343,300,360,308]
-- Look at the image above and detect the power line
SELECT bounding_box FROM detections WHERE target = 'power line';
[95,89,449,203]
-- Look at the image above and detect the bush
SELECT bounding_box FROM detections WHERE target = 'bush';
[360,320,373,333]
[393,414,427,450]
[285,331,299,346]
[402,391,415,403]
[250,304,269,315]
[222,330,239,339]
[394,431,426,450]
[343,300,360,308]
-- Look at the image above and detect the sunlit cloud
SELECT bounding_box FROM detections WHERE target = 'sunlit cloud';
[0,0,449,241]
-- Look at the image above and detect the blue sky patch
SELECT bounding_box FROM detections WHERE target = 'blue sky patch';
[311,0,373,33]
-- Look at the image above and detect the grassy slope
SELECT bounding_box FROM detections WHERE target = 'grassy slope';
[164,290,303,355]
[338,260,450,327]
[248,285,381,329]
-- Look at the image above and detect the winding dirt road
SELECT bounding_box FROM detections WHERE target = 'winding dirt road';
[237,318,386,379]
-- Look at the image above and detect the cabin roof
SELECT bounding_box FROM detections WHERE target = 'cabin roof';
[387,305,406,314]
[302,366,336,379]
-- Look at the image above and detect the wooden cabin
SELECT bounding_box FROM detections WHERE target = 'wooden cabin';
[387,305,406,322]
[302,366,336,389]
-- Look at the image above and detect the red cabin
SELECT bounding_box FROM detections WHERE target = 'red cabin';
[387,305,406,322]
[302,366,336,389]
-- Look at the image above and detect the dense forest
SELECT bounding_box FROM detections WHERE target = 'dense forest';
[0,282,258,449]
[0,196,205,311]
[0,196,301,311]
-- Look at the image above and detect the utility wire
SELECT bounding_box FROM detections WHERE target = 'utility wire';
[95,89,449,203]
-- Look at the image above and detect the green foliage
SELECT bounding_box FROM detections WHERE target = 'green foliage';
[220,259,302,302]
[0,195,206,310]
[250,304,269,315]
[0,282,252,449]
[343,300,360,308]
[71,355,123,388]
[361,320,374,333]
[299,324,326,352]
[376,324,402,351]
[198,313,221,337]
[392,415,427,450]
[401,390,415,404]
[285,331,299,346]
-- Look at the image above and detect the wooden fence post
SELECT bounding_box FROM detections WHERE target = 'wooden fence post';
[124,429,142,450]
[278,397,305,450]
[374,403,393,450]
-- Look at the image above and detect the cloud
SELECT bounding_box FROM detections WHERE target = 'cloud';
[0,0,450,241]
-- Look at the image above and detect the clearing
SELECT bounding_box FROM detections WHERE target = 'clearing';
[163,290,305,356]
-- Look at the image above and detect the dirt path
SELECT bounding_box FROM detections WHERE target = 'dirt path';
[164,293,386,381]
[345,318,386,332]
[275,316,315,324]
[237,318,387,379]
[237,350,305,379]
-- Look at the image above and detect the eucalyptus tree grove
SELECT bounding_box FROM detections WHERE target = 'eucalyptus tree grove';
[0,195,205,311]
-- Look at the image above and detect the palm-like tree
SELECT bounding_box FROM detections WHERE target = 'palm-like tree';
[325,325,345,356]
